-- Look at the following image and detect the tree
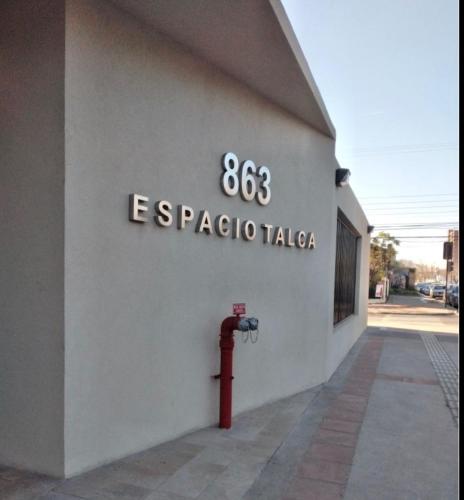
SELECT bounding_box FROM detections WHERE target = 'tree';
[369,232,400,292]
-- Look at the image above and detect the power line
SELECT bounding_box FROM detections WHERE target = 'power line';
[363,200,459,206]
[395,240,447,243]
[393,236,450,239]
[341,142,457,152]
[339,143,458,158]
[368,215,459,218]
[373,225,459,230]
[374,225,459,229]
[371,221,459,225]
[341,149,458,158]
[359,193,459,200]
[366,204,459,208]
[366,208,459,213]
[371,235,450,240]
[372,221,459,226]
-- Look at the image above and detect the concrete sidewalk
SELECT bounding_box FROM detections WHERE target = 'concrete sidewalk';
[1,328,459,499]
[368,294,459,335]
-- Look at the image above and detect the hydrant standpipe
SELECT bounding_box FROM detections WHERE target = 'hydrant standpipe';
[216,314,258,429]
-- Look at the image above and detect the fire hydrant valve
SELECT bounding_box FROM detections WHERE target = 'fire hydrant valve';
[247,317,259,331]
[237,318,250,332]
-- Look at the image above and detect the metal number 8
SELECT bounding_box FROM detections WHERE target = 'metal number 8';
[221,152,240,197]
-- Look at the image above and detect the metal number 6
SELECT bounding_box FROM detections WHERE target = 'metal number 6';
[240,160,257,202]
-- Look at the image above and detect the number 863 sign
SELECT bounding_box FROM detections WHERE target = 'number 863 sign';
[220,152,271,206]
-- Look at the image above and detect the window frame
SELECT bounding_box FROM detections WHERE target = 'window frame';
[333,209,361,325]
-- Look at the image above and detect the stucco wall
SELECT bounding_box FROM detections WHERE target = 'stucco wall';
[0,0,368,478]
[0,0,65,477]
[64,0,343,476]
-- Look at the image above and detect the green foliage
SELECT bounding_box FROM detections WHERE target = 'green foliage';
[370,232,400,289]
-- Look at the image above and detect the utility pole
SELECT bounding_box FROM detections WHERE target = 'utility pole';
[443,241,453,307]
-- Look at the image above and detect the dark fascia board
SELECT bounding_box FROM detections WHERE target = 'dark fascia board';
[108,0,336,139]
[337,208,362,238]
[268,0,336,138]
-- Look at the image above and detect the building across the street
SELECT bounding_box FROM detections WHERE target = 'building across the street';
[0,0,369,478]
[390,267,416,290]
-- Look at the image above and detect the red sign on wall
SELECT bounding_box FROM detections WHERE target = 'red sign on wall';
[233,303,246,315]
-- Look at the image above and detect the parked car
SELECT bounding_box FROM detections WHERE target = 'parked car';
[420,283,432,295]
[429,284,446,299]
[448,285,459,308]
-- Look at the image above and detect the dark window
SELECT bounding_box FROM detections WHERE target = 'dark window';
[334,210,360,324]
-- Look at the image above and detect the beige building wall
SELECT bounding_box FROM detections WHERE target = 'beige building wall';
[0,0,369,477]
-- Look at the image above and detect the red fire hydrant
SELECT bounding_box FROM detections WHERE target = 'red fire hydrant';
[214,314,258,429]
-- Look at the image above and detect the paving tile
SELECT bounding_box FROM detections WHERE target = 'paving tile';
[245,439,281,461]
[306,443,355,465]
[263,415,298,436]
[325,407,364,423]
[345,376,375,385]
[254,429,289,450]
[0,469,38,482]
[158,461,226,498]
[198,460,265,500]
[349,367,376,375]
[181,428,231,447]
[354,359,378,365]
[101,462,169,490]
[343,383,371,393]
[96,481,154,500]
[52,468,112,498]
[268,419,321,467]
[331,400,366,414]
[341,384,372,397]
[38,493,85,500]
[284,476,344,500]
[129,446,203,476]
[342,381,372,390]
[336,394,368,405]
[0,467,58,495]
[190,446,239,467]
[346,374,376,384]
[243,462,295,500]
[376,374,439,386]
[312,428,357,447]
[297,458,351,485]
[344,480,424,500]
[319,418,361,435]
[144,492,191,500]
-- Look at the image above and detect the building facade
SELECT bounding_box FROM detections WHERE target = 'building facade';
[0,0,369,478]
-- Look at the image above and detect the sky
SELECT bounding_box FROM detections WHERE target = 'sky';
[282,0,459,266]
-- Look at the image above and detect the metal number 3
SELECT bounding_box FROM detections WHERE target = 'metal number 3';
[256,165,271,206]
